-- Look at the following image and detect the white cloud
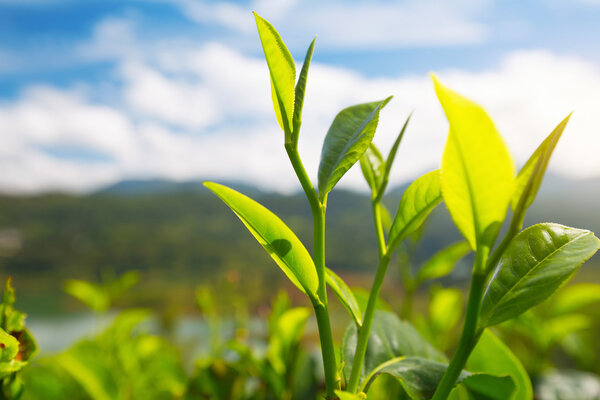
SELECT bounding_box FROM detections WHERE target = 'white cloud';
[167,0,489,49]
[1,29,600,194]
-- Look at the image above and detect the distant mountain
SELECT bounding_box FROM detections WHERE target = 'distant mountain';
[97,178,264,197]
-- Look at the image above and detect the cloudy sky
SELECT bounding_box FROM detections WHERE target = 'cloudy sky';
[1,0,599,194]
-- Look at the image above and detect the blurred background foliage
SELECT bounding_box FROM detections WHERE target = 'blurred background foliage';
[0,176,598,398]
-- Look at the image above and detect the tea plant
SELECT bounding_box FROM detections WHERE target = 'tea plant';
[0,278,37,400]
[205,13,600,399]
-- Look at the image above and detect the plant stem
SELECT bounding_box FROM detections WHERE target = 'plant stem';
[431,265,486,400]
[285,145,338,399]
[371,201,386,258]
[347,251,392,393]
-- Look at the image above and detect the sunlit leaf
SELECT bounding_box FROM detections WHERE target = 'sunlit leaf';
[267,307,310,374]
[416,241,471,284]
[254,12,296,139]
[335,390,366,400]
[467,330,532,400]
[64,280,109,313]
[382,112,412,189]
[480,223,600,327]
[433,76,515,250]
[291,37,316,143]
[512,114,571,212]
[388,170,442,251]
[359,143,385,196]
[0,329,19,362]
[318,97,392,200]
[204,182,319,300]
[551,283,600,316]
[428,288,462,334]
[326,268,362,327]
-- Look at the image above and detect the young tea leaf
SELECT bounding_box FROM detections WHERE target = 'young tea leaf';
[359,143,385,197]
[433,76,515,251]
[254,12,296,140]
[512,114,571,214]
[416,241,471,284]
[381,112,412,192]
[467,330,533,400]
[204,182,319,300]
[326,268,362,327]
[318,97,392,201]
[388,170,442,252]
[291,37,316,144]
[480,223,600,327]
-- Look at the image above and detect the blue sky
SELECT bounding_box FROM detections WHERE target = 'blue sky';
[1,0,599,193]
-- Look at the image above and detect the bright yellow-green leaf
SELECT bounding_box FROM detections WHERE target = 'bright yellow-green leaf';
[204,182,319,300]
[0,329,18,362]
[254,12,296,139]
[551,283,600,316]
[429,288,462,333]
[360,143,385,196]
[512,113,570,211]
[292,37,316,144]
[64,279,109,313]
[388,170,442,251]
[433,75,515,250]
[267,307,310,374]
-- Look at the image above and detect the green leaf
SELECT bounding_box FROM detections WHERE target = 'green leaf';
[428,288,463,334]
[382,112,412,190]
[535,371,600,400]
[254,12,296,139]
[335,390,367,400]
[341,311,446,386]
[480,223,600,327]
[267,307,310,374]
[326,268,362,327]
[388,170,442,251]
[360,356,515,400]
[362,357,455,398]
[433,76,515,250]
[455,373,517,400]
[416,241,471,284]
[359,143,385,196]
[204,182,319,300]
[467,330,532,400]
[0,329,18,362]
[64,279,110,313]
[291,37,315,143]
[512,113,571,212]
[318,97,392,200]
[551,283,600,316]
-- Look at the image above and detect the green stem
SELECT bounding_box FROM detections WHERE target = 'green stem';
[431,262,487,400]
[285,145,338,399]
[347,251,392,393]
[372,201,386,258]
